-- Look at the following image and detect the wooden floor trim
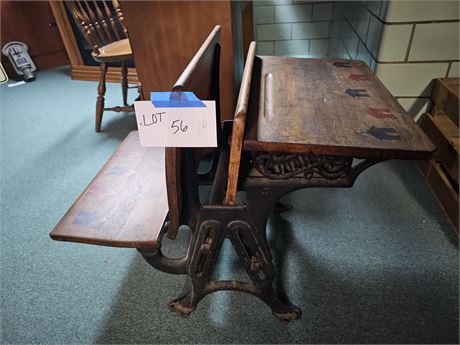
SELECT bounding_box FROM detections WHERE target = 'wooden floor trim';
[71,65,139,84]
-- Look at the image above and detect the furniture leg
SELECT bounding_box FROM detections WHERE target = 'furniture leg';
[121,60,128,106]
[96,62,108,132]
[168,207,301,322]
[170,279,301,322]
[136,83,143,101]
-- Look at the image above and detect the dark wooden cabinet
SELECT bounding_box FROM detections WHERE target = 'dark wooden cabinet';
[0,1,68,78]
[122,1,238,121]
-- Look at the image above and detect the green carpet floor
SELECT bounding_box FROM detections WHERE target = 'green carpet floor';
[1,66,458,344]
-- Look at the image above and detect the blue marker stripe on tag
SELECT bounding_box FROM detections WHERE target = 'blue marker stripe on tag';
[151,91,206,108]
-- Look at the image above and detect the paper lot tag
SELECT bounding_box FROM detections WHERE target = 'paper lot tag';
[134,100,217,147]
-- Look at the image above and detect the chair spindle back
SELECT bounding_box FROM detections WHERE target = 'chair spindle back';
[66,0,128,55]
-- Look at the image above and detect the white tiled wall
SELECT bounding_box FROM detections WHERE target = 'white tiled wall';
[449,62,459,78]
[292,22,329,39]
[385,1,459,22]
[275,4,312,22]
[408,22,459,61]
[378,24,412,61]
[375,63,450,96]
[253,0,333,57]
[329,1,386,67]
[256,23,291,40]
[383,2,458,118]
[328,0,459,118]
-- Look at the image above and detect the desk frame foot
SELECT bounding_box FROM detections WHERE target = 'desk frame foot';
[169,279,302,322]
[169,298,196,317]
[272,307,302,323]
[169,207,301,322]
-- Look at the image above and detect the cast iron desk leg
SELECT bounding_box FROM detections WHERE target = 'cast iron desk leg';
[168,155,382,322]
[168,205,302,322]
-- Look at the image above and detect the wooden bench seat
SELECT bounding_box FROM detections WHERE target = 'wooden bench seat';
[50,131,168,249]
[50,26,222,249]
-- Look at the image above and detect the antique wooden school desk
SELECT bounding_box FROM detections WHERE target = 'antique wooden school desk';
[162,51,436,321]
[50,29,434,322]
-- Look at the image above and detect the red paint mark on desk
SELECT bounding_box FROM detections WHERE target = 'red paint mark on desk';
[349,74,369,81]
[367,107,397,120]
[115,149,125,157]
[86,184,104,198]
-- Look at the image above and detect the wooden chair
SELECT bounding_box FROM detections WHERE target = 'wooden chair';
[66,0,138,132]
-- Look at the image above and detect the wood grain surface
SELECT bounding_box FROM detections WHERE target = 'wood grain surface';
[226,41,256,205]
[50,131,168,248]
[121,1,235,121]
[244,57,435,160]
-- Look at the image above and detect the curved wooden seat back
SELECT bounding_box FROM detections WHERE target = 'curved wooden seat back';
[66,0,128,56]
[166,25,222,239]
[225,41,256,205]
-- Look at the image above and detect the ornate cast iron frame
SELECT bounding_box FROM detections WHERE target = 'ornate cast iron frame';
[139,150,385,322]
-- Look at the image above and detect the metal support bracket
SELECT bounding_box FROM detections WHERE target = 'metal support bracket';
[137,222,187,275]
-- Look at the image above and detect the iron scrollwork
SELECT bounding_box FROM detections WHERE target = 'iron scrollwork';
[253,152,353,180]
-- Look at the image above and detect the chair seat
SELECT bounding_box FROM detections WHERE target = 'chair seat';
[92,38,133,62]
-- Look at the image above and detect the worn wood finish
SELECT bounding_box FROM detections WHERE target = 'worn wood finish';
[50,131,168,248]
[121,1,234,122]
[166,26,222,239]
[244,57,435,160]
[431,78,459,127]
[91,38,132,63]
[226,41,256,205]
[50,26,221,248]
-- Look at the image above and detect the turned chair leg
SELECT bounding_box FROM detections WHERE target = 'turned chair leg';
[136,84,143,101]
[96,62,108,132]
[121,60,129,106]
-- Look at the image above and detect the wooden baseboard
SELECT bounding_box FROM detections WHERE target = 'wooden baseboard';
[71,65,139,84]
